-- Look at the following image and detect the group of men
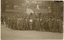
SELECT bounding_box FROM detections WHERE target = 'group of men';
[1,13,63,33]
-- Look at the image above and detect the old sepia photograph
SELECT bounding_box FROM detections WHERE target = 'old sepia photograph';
[1,0,63,40]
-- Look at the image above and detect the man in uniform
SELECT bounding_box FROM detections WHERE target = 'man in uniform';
[24,18,29,30]
[12,17,17,30]
[48,18,53,32]
[7,17,11,28]
[17,17,24,30]
[49,18,58,32]
[57,19,63,33]
[35,18,40,31]
[10,16,15,29]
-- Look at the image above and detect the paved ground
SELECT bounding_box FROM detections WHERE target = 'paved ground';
[1,24,63,40]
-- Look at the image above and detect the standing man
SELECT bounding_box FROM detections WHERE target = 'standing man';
[28,13,33,30]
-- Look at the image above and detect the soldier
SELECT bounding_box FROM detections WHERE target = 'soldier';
[7,17,11,28]
[10,17,15,29]
[17,17,24,30]
[7,15,12,28]
[3,16,7,27]
[43,21,49,31]
[28,18,33,30]
[12,17,17,29]
[48,18,53,32]
[57,19,63,33]
[49,18,58,32]
[22,18,26,30]
[10,16,17,30]
[13,15,18,30]
[16,17,21,30]
[24,18,29,30]
[35,18,40,31]
[39,18,43,31]
[52,18,59,32]
[32,19,35,30]
[28,13,34,30]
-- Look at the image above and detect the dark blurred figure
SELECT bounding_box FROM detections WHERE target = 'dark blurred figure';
[1,16,4,24]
